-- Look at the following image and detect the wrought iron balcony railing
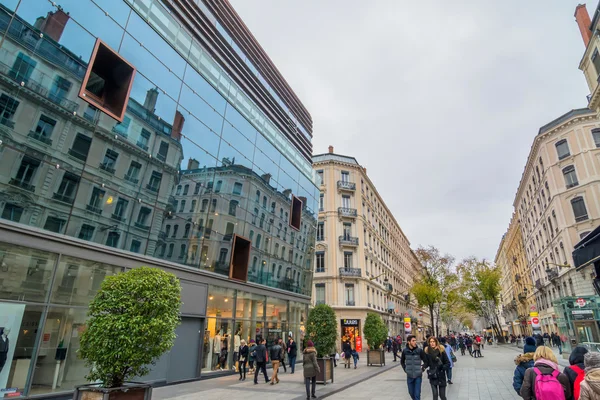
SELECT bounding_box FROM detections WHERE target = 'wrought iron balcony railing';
[339,267,361,277]
[339,235,359,246]
[337,180,356,191]
[338,207,357,217]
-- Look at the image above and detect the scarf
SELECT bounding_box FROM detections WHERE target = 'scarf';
[534,359,559,371]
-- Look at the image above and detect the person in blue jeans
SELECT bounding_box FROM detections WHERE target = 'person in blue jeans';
[401,335,427,400]
[286,336,298,374]
[439,337,454,384]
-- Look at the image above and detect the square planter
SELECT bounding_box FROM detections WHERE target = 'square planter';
[73,383,152,400]
[316,357,334,385]
[367,349,386,366]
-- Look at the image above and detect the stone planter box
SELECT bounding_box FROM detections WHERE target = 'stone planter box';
[316,357,334,385]
[73,383,152,400]
[367,349,386,366]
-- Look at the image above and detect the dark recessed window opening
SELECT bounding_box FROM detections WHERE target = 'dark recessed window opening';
[79,39,136,122]
[290,195,303,231]
[230,234,251,282]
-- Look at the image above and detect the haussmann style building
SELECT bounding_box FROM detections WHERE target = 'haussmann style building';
[311,146,428,352]
[0,0,319,398]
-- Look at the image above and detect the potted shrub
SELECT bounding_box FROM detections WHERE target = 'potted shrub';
[363,312,387,366]
[306,304,337,384]
[74,267,181,399]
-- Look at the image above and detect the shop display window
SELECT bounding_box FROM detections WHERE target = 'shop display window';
[206,286,234,319]
[0,243,57,303]
[202,318,233,373]
[0,304,45,397]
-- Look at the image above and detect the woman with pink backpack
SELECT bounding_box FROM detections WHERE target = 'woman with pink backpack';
[520,346,571,400]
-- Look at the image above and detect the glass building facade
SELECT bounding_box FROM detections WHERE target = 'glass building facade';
[0,0,316,397]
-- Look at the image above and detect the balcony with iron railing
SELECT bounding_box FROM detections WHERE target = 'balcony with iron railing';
[337,180,356,191]
[124,174,139,184]
[85,204,102,215]
[345,300,356,306]
[111,214,126,223]
[52,193,74,204]
[547,268,559,281]
[28,130,52,145]
[338,207,357,218]
[134,222,150,231]
[339,235,359,247]
[99,163,116,174]
[9,178,34,192]
[0,56,79,113]
[339,267,361,277]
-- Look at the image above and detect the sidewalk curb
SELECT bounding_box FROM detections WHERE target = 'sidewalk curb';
[292,362,402,400]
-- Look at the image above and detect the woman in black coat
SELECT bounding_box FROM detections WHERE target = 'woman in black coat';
[238,339,249,381]
[424,337,450,400]
[342,340,352,369]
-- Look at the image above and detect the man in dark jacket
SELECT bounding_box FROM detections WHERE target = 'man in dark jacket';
[253,339,270,384]
[564,346,588,398]
[401,335,426,400]
[553,333,564,355]
[392,337,399,362]
[287,336,298,374]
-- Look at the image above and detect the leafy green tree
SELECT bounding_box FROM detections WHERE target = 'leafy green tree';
[79,267,181,387]
[363,312,388,350]
[457,257,504,342]
[306,304,337,357]
[411,246,458,337]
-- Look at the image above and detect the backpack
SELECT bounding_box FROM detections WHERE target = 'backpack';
[533,367,566,400]
[570,365,585,400]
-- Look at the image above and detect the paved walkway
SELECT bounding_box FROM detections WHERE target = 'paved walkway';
[331,345,521,400]
[153,345,531,399]
[152,352,401,400]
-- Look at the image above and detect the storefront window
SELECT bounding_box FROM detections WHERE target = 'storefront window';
[234,291,265,344]
[29,307,88,396]
[0,243,57,303]
[289,302,307,347]
[265,298,288,350]
[50,256,124,306]
[0,303,45,397]
[206,286,234,319]
[202,318,233,373]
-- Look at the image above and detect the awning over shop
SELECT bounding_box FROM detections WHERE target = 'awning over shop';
[572,224,600,270]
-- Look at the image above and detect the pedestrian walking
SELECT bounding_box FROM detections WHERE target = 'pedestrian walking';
[458,334,466,356]
[512,337,536,394]
[392,336,399,362]
[278,338,287,373]
[342,339,352,369]
[269,338,282,385]
[564,346,588,400]
[520,346,571,400]
[579,352,600,400]
[449,335,457,352]
[440,338,454,384]
[253,338,270,385]
[553,333,563,355]
[248,339,256,373]
[351,348,359,369]
[472,340,481,358]
[401,335,426,400]
[465,335,473,356]
[238,339,248,381]
[287,336,298,374]
[424,336,450,400]
[303,340,320,400]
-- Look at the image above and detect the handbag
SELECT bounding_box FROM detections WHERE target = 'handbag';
[451,352,457,363]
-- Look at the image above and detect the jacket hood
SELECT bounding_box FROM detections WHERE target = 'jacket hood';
[585,369,600,394]
[304,347,317,354]
[515,353,534,366]
[570,346,589,365]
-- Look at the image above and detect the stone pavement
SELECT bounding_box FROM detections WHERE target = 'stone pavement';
[331,345,521,400]
[152,352,401,400]
[153,345,527,399]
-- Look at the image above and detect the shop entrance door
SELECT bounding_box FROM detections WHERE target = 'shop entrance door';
[574,320,600,348]
[167,318,202,383]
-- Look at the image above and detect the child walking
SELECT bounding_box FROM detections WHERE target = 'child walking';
[351,348,360,369]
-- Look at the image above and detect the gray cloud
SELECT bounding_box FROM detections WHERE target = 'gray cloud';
[231,0,592,261]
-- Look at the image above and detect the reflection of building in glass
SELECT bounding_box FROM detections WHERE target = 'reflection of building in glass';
[159,158,316,295]
[0,0,316,396]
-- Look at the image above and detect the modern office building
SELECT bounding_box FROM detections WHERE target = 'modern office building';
[312,146,427,351]
[0,0,318,398]
[511,108,600,354]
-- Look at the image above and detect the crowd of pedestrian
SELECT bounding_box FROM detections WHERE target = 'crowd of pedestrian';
[511,334,600,399]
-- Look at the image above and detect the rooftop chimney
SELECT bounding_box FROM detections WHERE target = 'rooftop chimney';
[328,145,334,154]
[363,166,367,174]
[172,110,184,141]
[37,9,70,42]
[144,87,159,112]
[575,4,592,47]
[187,158,199,170]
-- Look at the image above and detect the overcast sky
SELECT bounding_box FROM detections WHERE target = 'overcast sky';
[231,0,593,262]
